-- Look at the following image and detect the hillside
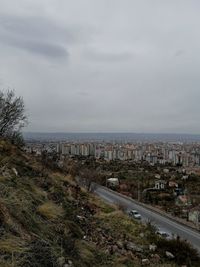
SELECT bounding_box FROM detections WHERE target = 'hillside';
[0,140,199,267]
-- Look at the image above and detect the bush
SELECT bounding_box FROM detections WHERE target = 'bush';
[22,240,59,267]
[156,238,200,266]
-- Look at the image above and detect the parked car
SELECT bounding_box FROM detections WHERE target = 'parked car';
[128,209,141,220]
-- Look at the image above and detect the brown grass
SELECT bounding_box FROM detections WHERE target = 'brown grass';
[37,201,64,220]
[0,235,27,254]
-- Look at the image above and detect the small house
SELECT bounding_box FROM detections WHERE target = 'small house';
[154,180,167,190]
[155,174,161,179]
[107,177,119,187]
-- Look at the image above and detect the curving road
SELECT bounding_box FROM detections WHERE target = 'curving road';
[92,184,200,252]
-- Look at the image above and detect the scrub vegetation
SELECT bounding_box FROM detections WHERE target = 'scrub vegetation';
[0,140,199,267]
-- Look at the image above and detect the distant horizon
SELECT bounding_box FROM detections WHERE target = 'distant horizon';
[23,131,200,142]
[23,131,200,135]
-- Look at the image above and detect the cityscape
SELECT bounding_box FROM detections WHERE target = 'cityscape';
[27,139,200,168]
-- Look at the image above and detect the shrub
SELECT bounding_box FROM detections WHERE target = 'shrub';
[22,240,59,267]
[156,238,200,266]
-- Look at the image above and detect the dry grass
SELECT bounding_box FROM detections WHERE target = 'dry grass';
[51,172,76,186]
[89,194,117,214]
[115,256,141,267]
[0,175,8,182]
[96,209,147,246]
[31,184,48,200]
[37,201,64,220]
[96,210,123,219]
[0,235,27,254]
[0,261,13,267]
[76,240,95,263]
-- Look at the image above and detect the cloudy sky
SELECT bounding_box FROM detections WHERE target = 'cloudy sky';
[0,0,200,133]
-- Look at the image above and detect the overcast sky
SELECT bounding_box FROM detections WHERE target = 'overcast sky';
[0,0,200,133]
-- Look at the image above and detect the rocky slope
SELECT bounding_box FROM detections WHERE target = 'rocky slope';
[0,140,199,267]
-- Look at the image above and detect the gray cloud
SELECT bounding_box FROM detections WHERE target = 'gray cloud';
[0,13,88,59]
[84,49,133,62]
[174,49,185,57]
[0,32,68,58]
[21,41,68,58]
[0,0,200,133]
[0,14,82,43]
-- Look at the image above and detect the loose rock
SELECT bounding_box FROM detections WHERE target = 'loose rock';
[57,257,65,266]
[166,251,175,259]
[150,253,160,263]
[116,240,124,249]
[126,242,143,253]
[149,244,157,251]
[141,258,150,265]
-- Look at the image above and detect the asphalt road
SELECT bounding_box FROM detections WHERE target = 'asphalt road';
[93,184,200,252]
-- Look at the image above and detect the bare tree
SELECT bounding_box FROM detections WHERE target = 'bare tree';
[0,90,27,145]
[80,168,102,191]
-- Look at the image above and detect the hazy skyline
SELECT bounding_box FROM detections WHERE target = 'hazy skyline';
[0,1,200,133]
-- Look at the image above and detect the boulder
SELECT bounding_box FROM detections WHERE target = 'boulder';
[149,244,157,252]
[112,245,118,253]
[140,233,145,238]
[64,260,73,267]
[12,167,18,176]
[150,253,160,263]
[76,215,86,221]
[126,242,143,253]
[166,251,175,259]
[116,241,124,249]
[141,258,150,265]
[120,249,127,255]
[57,257,65,266]
[68,260,73,266]
[105,248,110,255]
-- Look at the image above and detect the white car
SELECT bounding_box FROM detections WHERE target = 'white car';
[129,209,141,220]
[156,230,171,239]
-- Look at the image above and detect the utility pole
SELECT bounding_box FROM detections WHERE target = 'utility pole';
[137,181,140,201]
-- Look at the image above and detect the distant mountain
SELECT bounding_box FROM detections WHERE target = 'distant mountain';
[23,132,200,142]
